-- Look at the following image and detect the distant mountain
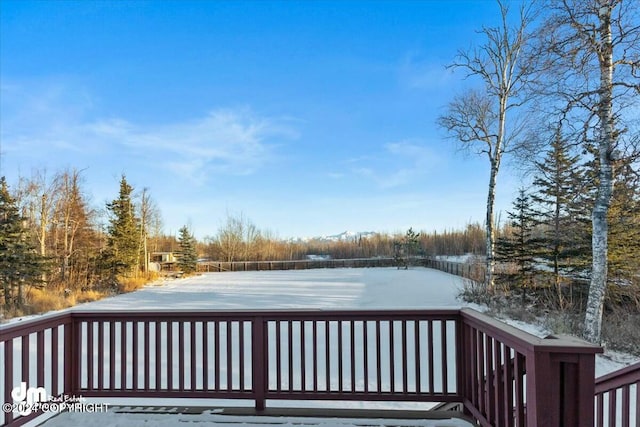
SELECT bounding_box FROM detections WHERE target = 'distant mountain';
[289,231,378,243]
[320,231,377,242]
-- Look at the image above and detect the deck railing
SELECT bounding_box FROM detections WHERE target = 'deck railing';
[594,361,640,427]
[1,308,604,426]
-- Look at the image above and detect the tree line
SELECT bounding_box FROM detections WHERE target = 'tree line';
[1,172,169,316]
[4,161,637,351]
[0,168,489,318]
[200,216,486,262]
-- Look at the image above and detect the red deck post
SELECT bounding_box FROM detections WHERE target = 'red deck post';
[252,316,267,411]
[64,315,77,396]
[526,336,599,427]
[566,353,597,426]
[526,349,559,425]
[4,340,14,425]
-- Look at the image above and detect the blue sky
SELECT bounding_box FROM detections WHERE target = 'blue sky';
[1,0,522,239]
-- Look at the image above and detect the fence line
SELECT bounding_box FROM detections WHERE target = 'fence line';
[198,258,399,272]
[423,258,485,282]
[197,256,486,280]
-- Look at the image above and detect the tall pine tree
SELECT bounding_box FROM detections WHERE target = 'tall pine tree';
[176,225,198,274]
[105,176,140,277]
[531,131,589,304]
[0,177,47,311]
[496,188,542,303]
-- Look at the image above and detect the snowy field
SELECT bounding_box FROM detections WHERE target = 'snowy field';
[8,267,637,426]
[68,267,466,311]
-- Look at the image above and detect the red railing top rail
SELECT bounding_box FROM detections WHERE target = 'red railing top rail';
[461,308,603,355]
[0,311,72,341]
[595,361,640,394]
[0,308,462,341]
[68,308,462,321]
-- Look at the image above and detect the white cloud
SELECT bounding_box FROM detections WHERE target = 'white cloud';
[83,109,290,182]
[1,82,295,185]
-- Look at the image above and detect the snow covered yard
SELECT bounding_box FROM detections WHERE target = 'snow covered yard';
[69,267,466,311]
[10,267,637,426]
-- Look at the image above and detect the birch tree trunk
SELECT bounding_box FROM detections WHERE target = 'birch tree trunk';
[485,160,499,289]
[39,194,47,256]
[584,3,615,343]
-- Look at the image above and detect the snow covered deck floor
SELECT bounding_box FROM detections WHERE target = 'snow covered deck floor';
[39,405,475,427]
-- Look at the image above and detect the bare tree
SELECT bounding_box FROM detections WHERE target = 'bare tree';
[54,169,91,282]
[15,170,59,257]
[148,209,164,253]
[13,169,101,287]
[214,212,263,262]
[438,0,536,290]
[243,220,261,260]
[535,0,639,343]
[216,213,246,263]
[136,188,161,275]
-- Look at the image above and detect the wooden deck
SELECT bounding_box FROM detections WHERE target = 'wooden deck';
[1,307,608,426]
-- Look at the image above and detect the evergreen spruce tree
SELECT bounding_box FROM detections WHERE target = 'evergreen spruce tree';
[105,176,140,277]
[495,188,541,303]
[531,131,589,304]
[395,228,420,270]
[404,227,421,264]
[176,225,198,274]
[608,162,640,285]
[0,177,47,311]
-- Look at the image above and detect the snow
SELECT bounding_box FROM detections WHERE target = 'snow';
[434,254,481,264]
[4,267,637,426]
[66,268,466,311]
[38,408,472,427]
